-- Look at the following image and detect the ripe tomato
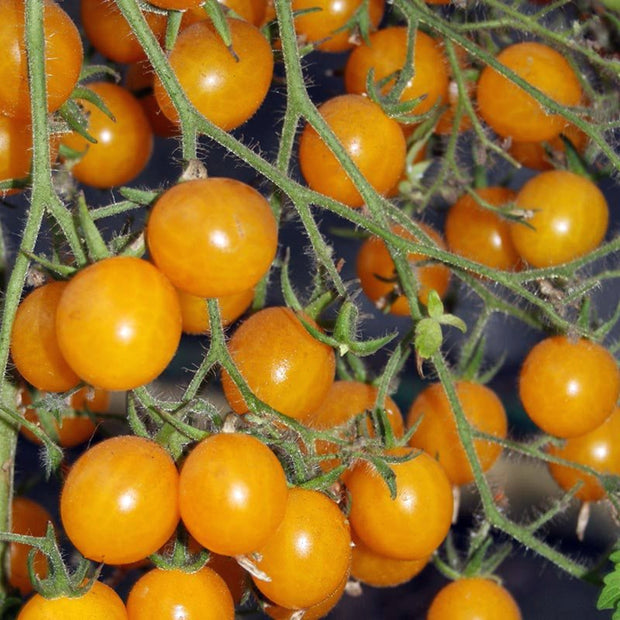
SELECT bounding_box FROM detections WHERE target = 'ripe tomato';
[126,567,234,619]
[291,0,384,52]
[182,0,268,27]
[9,497,51,595]
[147,178,277,298]
[81,0,167,64]
[509,170,608,268]
[356,221,450,313]
[154,19,273,130]
[344,27,449,119]
[17,580,128,619]
[0,114,32,195]
[179,432,289,556]
[0,0,82,118]
[60,435,180,565]
[427,577,522,620]
[55,257,182,392]
[477,42,582,142]
[444,187,521,271]
[11,281,80,393]
[298,94,406,208]
[407,381,507,486]
[346,448,453,560]
[207,554,248,604]
[519,336,620,438]
[60,82,153,189]
[221,307,335,420]
[547,407,620,502]
[252,488,352,610]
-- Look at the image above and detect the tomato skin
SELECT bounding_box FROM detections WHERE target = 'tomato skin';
[183,0,268,27]
[0,114,32,195]
[126,567,234,619]
[477,42,582,142]
[17,580,128,620]
[346,449,453,560]
[147,178,277,298]
[252,488,352,610]
[298,94,406,208]
[407,382,507,486]
[11,281,80,393]
[519,336,620,438]
[509,170,608,268]
[154,19,274,130]
[221,307,335,420]
[428,578,522,620]
[61,435,180,565]
[179,433,289,556]
[55,257,182,392]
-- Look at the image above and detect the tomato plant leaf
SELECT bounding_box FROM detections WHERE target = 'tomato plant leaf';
[598,549,620,613]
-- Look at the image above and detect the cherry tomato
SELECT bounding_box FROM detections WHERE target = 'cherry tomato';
[547,407,620,502]
[477,42,582,142]
[0,114,32,195]
[11,281,80,393]
[60,435,180,565]
[207,553,248,604]
[182,0,268,27]
[291,0,384,52]
[221,307,335,420]
[509,170,608,267]
[252,487,352,610]
[357,222,451,313]
[60,82,153,188]
[179,432,289,556]
[445,187,521,271]
[298,94,406,208]
[407,381,507,486]
[147,178,278,298]
[126,567,234,619]
[346,448,453,560]
[154,19,274,130]
[519,336,620,438]
[55,257,182,392]
[0,0,82,118]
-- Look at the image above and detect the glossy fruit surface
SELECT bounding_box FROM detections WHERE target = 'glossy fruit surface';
[56,257,182,391]
[154,19,273,130]
[298,94,406,208]
[357,222,450,313]
[345,27,449,118]
[61,82,153,188]
[183,0,268,26]
[427,577,522,620]
[126,567,234,619]
[407,381,507,486]
[509,170,608,267]
[221,307,335,420]
[179,432,289,556]
[11,281,80,393]
[147,178,277,298]
[252,488,352,610]
[346,448,453,560]
[444,187,521,271]
[0,114,32,195]
[60,435,180,564]
[477,42,582,142]
[519,336,620,438]
[0,0,82,118]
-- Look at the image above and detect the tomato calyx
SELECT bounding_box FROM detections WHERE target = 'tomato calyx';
[150,527,210,574]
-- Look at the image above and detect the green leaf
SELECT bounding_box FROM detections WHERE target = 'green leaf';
[368,456,397,499]
[414,318,442,359]
[598,553,620,612]
[79,63,121,82]
[438,313,467,333]
[58,99,97,144]
[204,0,235,55]
[426,290,444,319]
[71,86,115,122]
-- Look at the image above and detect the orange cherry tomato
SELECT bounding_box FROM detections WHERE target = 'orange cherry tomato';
[61,82,153,189]
[147,178,278,298]
[477,42,582,142]
[356,221,451,313]
[252,487,352,610]
[407,381,508,486]
[126,567,234,619]
[207,553,248,604]
[60,435,180,565]
[519,336,620,438]
[346,448,453,560]
[298,94,406,208]
[509,170,608,268]
[0,114,32,195]
[182,0,268,27]
[11,281,80,393]
[55,257,182,392]
[221,307,335,420]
